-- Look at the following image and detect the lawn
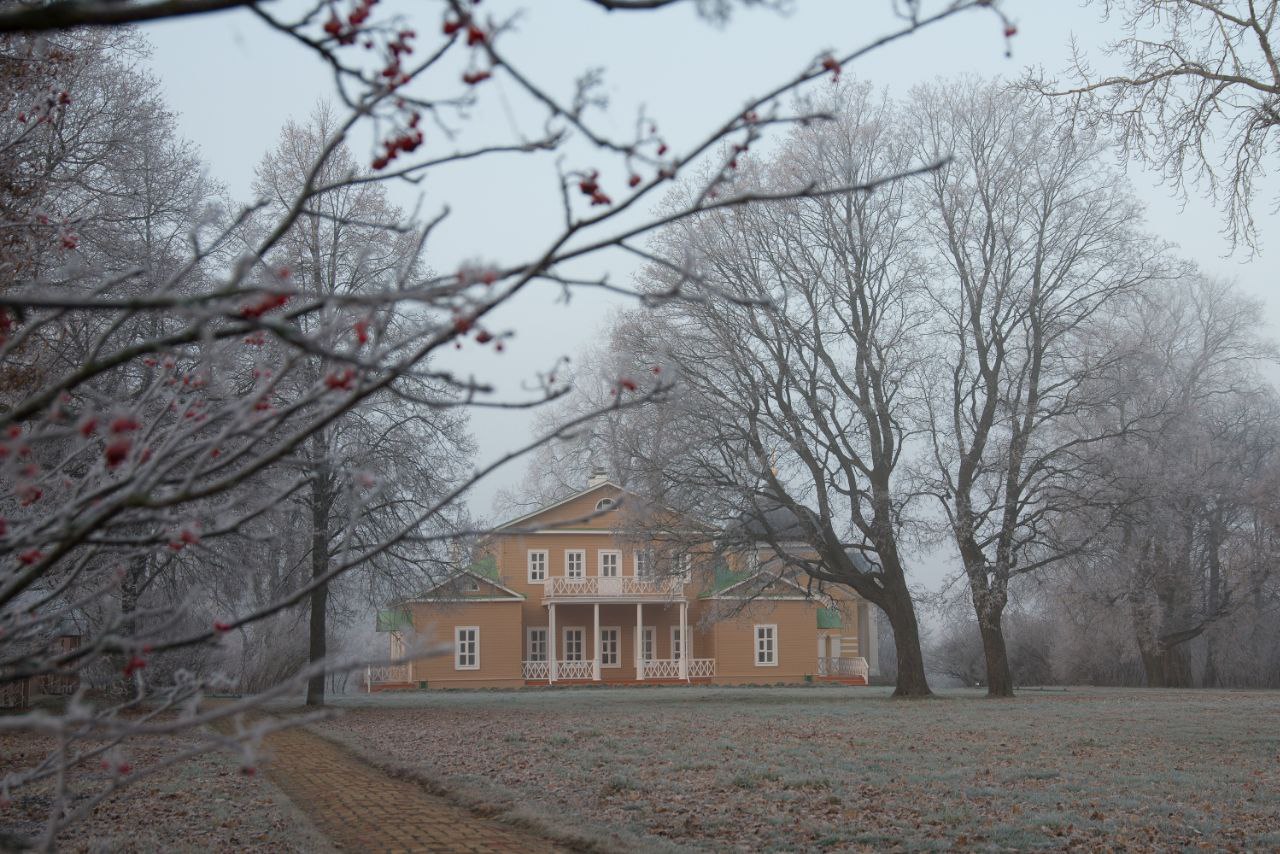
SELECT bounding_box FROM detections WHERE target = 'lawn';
[316,686,1280,852]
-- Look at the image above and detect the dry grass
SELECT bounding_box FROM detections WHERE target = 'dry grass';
[314,685,1280,852]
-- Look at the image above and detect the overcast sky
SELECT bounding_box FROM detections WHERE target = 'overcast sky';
[142,0,1277,592]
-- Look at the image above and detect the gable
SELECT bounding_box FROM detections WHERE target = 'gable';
[409,567,525,602]
[494,483,626,532]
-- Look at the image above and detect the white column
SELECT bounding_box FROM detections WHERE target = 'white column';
[593,602,601,681]
[548,603,557,683]
[864,602,880,676]
[635,602,644,681]
[679,600,689,681]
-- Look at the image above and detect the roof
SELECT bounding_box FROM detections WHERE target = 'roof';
[730,501,879,573]
[700,570,834,605]
[376,608,412,632]
[817,607,843,629]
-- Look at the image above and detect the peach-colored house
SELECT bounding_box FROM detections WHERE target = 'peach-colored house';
[369,477,877,690]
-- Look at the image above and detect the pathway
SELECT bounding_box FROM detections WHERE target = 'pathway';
[256,722,566,853]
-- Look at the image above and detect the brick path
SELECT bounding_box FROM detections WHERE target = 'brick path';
[258,723,565,853]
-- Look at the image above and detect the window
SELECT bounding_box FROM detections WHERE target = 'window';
[754,625,777,666]
[640,626,656,661]
[676,554,693,583]
[455,627,479,670]
[634,550,654,579]
[746,550,761,573]
[527,550,547,583]
[671,626,683,661]
[462,576,480,592]
[599,550,620,577]
[596,498,615,511]
[527,628,547,662]
[566,549,585,579]
[600,627,620,667]
[563,627,585,661]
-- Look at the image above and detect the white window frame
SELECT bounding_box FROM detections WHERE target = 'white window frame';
[677,553,693,583]
[455,626,480,670]
[595,498,615,511]
[670,625,684,661]
[599,550,621,577]
[563,627,585,662]
[565,549,586,579]
[462,576,480,592]
[527,549,547,583]
[526,627,548,662]
[599,627,620,668]
[754,624,777,667]
[640,626,656,661]
[634,549,654,579]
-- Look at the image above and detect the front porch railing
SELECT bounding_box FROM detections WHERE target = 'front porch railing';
[522,658,716,681]
[543,576,683,601]
[365,663,410,691]
[522,660,550,680]
[816,656,869,680]
[552,659,594,680]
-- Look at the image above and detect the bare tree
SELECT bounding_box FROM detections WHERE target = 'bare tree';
[1060,277,1280,687]
[1032,0,1280,248]
[603,83,940,697]
[907,78,1166,696]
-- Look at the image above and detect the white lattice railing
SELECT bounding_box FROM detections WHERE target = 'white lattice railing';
[817,656,869,680]
[643,658,681,679]
[365,664,410,690]
[543,576,683,600]
[554,659,595,680]
[522,660,549,680]
[687,658,716,678]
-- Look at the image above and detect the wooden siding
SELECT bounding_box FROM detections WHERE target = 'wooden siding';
[405,600,524,687]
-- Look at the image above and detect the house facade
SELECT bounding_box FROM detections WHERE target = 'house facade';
[370,479,877,690]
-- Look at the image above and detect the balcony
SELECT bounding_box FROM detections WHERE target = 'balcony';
[542,575,684,603]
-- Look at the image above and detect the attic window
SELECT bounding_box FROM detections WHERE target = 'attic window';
[596,498,615,511]
[462,577,480,592]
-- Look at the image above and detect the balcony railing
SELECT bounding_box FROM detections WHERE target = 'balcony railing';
[816,656,869,680]
[542,575,684,601]
[365,663,411,691]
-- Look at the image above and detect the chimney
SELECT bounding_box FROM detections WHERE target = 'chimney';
[587,467,609,489]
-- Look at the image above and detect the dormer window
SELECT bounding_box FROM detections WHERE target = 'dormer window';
[596,498,615,511]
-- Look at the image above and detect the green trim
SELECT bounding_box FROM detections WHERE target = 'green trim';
[376,608,412,632]
[816,607,842,629]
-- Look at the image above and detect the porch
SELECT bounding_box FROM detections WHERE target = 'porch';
[527,599,704,684]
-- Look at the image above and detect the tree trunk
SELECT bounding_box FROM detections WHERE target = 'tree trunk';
[977,615,1014,697]
[881,598,932,698]
[1140,643,1192,688]
[305,456,331,707]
